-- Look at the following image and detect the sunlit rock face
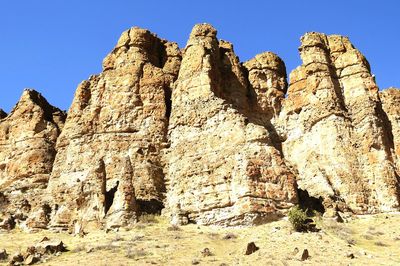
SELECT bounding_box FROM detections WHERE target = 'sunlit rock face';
[380,88,400,174]
[0,89,66,230]
[47,27,181,232]
[1,25,399,232]
[163,24,297,226]
[279,32,400,214]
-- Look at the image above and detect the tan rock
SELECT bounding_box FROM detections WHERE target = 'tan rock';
[380,88,400,173]
[164,24,297,226]
[1,25,399,232]
[279,32,400,213]
[47,27,181,231]
[244,51,287,119]
[0,89,65,229]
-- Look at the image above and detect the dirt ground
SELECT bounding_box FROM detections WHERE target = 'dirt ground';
[1,213,399,266]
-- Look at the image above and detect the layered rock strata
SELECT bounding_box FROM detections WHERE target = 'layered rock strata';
[0,90,66,229]
[0,25,399,231]
[164,24,297,226]
[47,27,181,231]
[279,33,400,214]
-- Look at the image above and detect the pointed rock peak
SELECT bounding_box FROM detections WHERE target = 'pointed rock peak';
[190,23,217,39]
[0,109,7,119]
[20,89,50,106]
[10,89,65,123]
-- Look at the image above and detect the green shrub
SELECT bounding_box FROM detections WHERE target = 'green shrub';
[288,206,309,232]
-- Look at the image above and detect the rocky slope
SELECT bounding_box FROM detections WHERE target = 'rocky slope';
[0,24,399,232]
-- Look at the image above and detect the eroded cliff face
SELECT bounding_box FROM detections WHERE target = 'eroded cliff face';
[0,90,66,230]
[47,27,181,231]
[279,33,399,214]
[164,24,297,226]
[0,24,399,231]
[380,88,400,173]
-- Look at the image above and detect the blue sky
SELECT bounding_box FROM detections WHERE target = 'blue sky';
[1,1,399,112]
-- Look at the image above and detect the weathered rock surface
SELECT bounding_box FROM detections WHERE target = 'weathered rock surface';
[0,89,65,230]
[0,25,399,231]
[279,32,400,214]
[164,24,297,226]
[380,88,400,173]
[47,27,181,232]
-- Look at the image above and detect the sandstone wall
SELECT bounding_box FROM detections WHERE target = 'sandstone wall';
[279,33,400,214]
[47,27,181,231]
[164,24,297,226]
[380,88,400,173]
[0,90,65,229]
[0,25,399,231]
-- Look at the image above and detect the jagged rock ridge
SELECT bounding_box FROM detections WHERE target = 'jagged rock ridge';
[0,24,399,231]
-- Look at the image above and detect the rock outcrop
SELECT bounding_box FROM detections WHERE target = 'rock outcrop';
[380,88,400,173]
[164,24,297,226]
[0,89,66,230]
[0,24,399,231]
[279,33,400,214]
[47,27,181,232]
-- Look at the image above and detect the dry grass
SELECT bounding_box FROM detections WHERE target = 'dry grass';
[0,213,399,265]
[138,214,159,224]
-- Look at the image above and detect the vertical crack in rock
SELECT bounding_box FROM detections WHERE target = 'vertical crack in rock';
[164,23,298,226]
[279,32,400,214]
[0,89,66,230]
[47,27,181,232]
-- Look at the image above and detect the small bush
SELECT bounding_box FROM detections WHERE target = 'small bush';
[288,206,309,232]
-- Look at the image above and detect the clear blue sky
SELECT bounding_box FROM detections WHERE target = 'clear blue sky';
[1,1,399,112]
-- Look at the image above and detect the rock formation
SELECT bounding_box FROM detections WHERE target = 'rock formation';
[279,33,400,214]
[380,88,400,173]
[0,24,399,231]
[47,27,181,232]
[164,24,297,226]
[0,89,66,230]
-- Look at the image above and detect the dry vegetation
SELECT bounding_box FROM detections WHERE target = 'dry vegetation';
[1,213,400,265]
